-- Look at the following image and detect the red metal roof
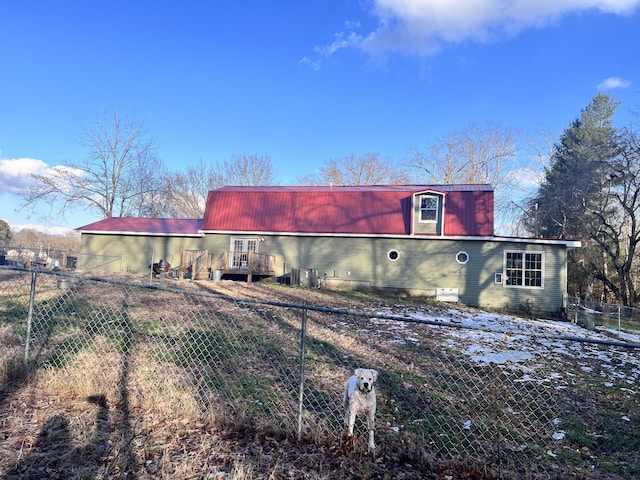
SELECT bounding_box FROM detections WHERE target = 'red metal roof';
[77,217,202,235]
[201,185,494,236]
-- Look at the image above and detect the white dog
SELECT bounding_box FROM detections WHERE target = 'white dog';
[343,368,378,452]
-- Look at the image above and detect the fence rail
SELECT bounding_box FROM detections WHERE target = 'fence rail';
[1,266,639,479]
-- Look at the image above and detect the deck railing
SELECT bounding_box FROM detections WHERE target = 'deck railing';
[225,250,275,281]
[244,251,275,275]
[192,250,276,281]
[179,249,211,279]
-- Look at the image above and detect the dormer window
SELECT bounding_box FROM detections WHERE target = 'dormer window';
[412,190,444,235]
[419,195,439,223]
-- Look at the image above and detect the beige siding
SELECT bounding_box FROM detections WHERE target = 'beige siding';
[77,234,203,273]
[78,231,570,313]
[253,235,569,313]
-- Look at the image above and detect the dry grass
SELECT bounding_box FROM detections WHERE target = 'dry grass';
[1,273,639,479]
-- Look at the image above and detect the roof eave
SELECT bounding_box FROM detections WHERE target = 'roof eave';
[199,230,581,246]
[79,230,203,237]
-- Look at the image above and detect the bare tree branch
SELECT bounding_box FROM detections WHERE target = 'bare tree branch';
[21,111,163,220]
[410,122,519,189]
[218,154,277,186]
[161,154,277,218]
[298,153,410,185]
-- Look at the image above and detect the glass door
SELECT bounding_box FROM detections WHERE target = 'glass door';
[230,238,258,269]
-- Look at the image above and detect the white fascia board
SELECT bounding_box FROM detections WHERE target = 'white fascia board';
[80,230,203,237]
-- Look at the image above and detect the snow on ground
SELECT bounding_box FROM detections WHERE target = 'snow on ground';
[361,304,640,393]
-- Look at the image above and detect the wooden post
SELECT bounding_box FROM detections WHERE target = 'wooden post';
[247,251,253,283]
[179,250,186,280]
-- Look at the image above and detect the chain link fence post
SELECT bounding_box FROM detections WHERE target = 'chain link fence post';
[617,303,622,338]
[296,306,308,441]
[23,270,37,369]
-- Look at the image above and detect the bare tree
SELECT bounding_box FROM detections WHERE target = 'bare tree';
[411,122,518,188]
[12,228,80,253]
[579,126,640,305]
[298,153,410,185]
[410,137,464,184]
[216,154,277,186]
[410,122,520,235]
[162,159,223,218]
[21,111,163,219]
[159,155,276,218]
[527,126,557,173]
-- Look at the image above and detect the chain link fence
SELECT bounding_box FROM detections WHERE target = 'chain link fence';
[1,266,639,478]
[570,296,640,338]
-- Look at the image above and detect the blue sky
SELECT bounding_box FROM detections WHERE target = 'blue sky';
[1,0,639,233]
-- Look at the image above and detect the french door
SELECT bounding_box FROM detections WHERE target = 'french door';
[230,238,258,269]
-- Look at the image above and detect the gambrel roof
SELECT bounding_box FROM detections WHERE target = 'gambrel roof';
[201,184,494,236]
[76,185,495,237]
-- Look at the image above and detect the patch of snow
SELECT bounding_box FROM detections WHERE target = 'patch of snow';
[473,350,533,365]
[365,303,640,390]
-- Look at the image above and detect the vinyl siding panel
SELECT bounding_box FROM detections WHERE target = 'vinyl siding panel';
[77,234,203,273]
[237,235,569,313]
[76,231,570,314]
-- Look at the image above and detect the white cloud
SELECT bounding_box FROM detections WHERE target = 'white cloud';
[10,222,76,236]
[0,156,85,195]
[597,76,632,90]
[298,56,321,71]
[311,0,640,63]
[0,157,49,193]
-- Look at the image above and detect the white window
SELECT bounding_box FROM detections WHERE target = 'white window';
[419,195,438,223]
[504,251,544,288]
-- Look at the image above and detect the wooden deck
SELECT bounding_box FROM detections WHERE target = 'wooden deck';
[180,249,276,282]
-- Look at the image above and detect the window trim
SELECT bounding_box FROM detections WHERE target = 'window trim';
[503,250,544,289]
[418,194,439,223]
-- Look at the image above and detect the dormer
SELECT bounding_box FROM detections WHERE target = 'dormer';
[412,189,445,235]
[411,186,494,237]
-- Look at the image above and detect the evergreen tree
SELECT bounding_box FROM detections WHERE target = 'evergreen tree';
[525,94,620,240]
[523,94,640,305]
[0,219,12,247]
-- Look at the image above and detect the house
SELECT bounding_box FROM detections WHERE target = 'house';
[76,185,582,314]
